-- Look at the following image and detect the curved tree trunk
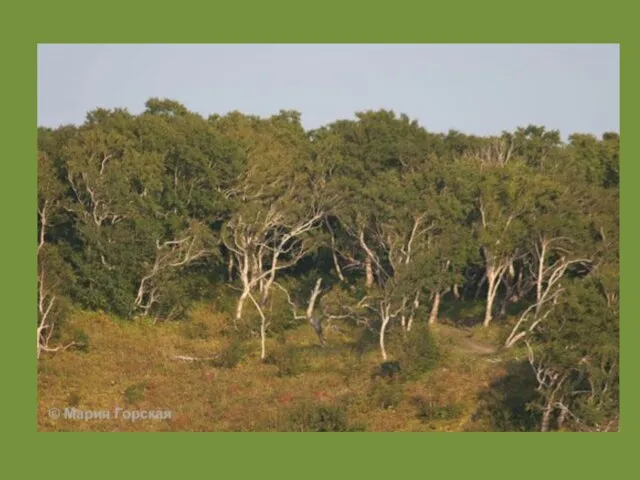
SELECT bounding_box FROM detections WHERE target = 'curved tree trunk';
[235,289,249,330]
[379,309,391,361]
[484,273,497,327]
[428,291,441,325]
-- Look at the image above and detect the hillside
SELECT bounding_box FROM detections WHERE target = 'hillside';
[38,305,524,432]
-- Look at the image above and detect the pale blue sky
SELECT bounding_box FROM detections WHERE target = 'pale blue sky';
[38,44,619,138]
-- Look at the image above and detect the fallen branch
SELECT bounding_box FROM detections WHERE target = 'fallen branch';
[171,354,221,362]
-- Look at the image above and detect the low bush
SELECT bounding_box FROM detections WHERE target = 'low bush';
[264,342,308,377]
[412,396,463,422]
[282,401,364,432]
[393,327,441,379]
[123,382,147,405]
[369,380,404,410]
[212,334,246,369]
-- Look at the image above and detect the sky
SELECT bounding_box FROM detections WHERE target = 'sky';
[38,44,619,138]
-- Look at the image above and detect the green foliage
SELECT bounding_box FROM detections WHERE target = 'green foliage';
[392,327,441,380]
[352,326,379,359]
[369,380,404,410]
[123,382,147,405]
[264,339,308,377]
[182,321,212,340]
[70,328,90,353]
[37,100,618,430]
[371,361,402,380]
[412,396,463,422]
[212,334,246,369]
[475,361,540,431]
[282,401,364,432]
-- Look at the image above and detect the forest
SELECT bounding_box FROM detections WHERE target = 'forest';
[37,98,619,432]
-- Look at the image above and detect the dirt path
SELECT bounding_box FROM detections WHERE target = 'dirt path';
[433,323,499,357]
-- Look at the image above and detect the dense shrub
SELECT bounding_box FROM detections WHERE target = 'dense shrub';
[182,321,212,340]
[212,334,246,369]
[368,380,403,410]
[264,342,308,377]
[70,328,90,353]
[393,327,441,379]
[412,396,463,422]
[282,401,364,432]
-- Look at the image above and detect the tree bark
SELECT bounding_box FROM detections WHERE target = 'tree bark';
[484,271,497,327]
[247,292,268,360]
[325,217,345,282]
[541,404,553,432]
[474,272,486,300]
[365,256,374,289]
[406,291,420,332]
[428,291,441,325]
[227,254,234,282]
[483,260,509,327]
[379,307,391,361]
[557,404,567,430]
[536,242,546,317]
[235,289,249,330]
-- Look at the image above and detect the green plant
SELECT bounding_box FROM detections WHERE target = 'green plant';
[369,380,403,410]
[412,396,463,422]
[371,361,402,381]
[394,327,441,379]
[264,343,308,377]
[282,402,364,432]
[67,391,82,407]
[182,321,212,340]
[123,382,147,405]
[212,334,245,369]
[70,328,90,352]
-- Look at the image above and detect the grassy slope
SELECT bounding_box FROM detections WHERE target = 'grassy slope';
[37,304,523,432]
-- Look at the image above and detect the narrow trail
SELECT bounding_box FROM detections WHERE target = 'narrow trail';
[433,323,499,357]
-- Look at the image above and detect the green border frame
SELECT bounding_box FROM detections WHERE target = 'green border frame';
[1,0,633,477]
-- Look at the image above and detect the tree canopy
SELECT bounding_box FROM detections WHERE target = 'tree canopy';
[37,100,619,432]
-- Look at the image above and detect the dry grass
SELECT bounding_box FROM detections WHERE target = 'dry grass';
[38,306,509,432]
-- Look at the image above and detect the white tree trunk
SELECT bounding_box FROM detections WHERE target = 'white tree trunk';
[227,254,234,281]
[260,317,267,361]
[536,242,546,317]
[541,404,553,432]
[484,270,498,327]
[365,256,374,289]
[406,291,420,332]
[557,403,567,430]
[235,288,249,329]
[325,218,345,282]
[247,292,268,360]
[379,314,390,361]
[428,291,441,325]
[504,238,589,348]
[332,250,346,283]
[378,302,392,361]
[483,260,509,327]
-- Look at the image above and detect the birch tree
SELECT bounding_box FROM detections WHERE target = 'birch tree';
[473,162,531,327]
[218,111,328,358]
[524,280,618,432]
[37,152,76,359]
